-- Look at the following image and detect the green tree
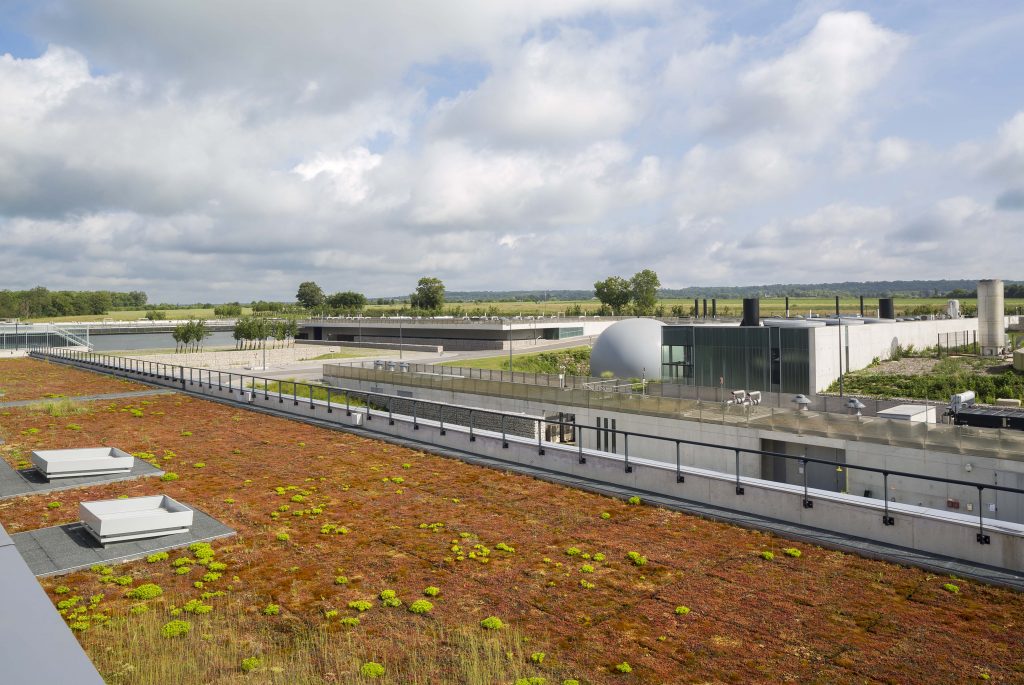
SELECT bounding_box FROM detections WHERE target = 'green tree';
[326,291,367,311]
[593,276,632,315]
[630,269,661,316]
[410,277,445,311]
[295,281,325,310]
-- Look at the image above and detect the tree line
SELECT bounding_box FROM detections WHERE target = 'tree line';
[171,320,210,353]
[294,277,445,315]
[232,316,299,349]
[0,287,147,319]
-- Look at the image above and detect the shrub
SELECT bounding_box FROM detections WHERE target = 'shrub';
[207,561,227,572]
[202,572,222,583]
[408,599,433,614]
[626,551,647,566]
[480,616,504,630]
[127,584,163,600]
[46,501,61,509]
[360,662,385,678]
[531,652,545,664]
[580,565,594,573]
[615,662,632,673]
[600,512,611,520]
[160,620,191,638]
[276,532,290,542]
[943,583,960,594]
[111,575,133,586]
[175,567,192,576]
[565,547,582,557]
[579,580,595,589]
[54,585,71,595]
[160,472,179,482]
[335,576,349,585]
[192,462,205,469]
[172,557,194,567]
[130,604,150,615]
[627,496,641,505]
[675,606,690,615]
[340,617,360,627]
[593,553,606,562]
[495,542,515,553]
[759,551,775,561]
[515,679,547,685]
[783,548,801,558]
[241,656,262,673]
[146,552,169,563]
[324,609,339,619]
[348,600,372,612]
[423,586,440,597]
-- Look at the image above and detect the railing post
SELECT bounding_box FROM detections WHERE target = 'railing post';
[977,486,990,544]
[309,384,315,409]
[217,371,222,390]
[801,459,813,508]
[278,381,283,403]
[623,433,632,473]
[675,441,683,483]
[365,393,371,421]
[412,400,417,429]
[537,418,545,455]
[468,409,475,441]
[388,396,394,425]
[293,383,298,406]
[734,449,744,495]
[345,392,351,416]
[882,473,894,525]
[578,421,585,463]
[264,378,269,400]
[501,414,507,448]
[439,406,445,435]
[326,387,332,413]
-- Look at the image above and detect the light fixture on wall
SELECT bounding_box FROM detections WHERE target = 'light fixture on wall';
[965,463,973,473]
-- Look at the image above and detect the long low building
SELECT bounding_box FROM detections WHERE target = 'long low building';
[297,316,617,351]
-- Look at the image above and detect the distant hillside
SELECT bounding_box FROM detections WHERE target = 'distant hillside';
[439,280,1020,302]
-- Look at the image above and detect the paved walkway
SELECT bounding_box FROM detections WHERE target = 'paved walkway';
[0,388,174,409]
[13,507,235,576]
[0,460,163,500]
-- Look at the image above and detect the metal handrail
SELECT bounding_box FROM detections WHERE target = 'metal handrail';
[34,347,1024,545]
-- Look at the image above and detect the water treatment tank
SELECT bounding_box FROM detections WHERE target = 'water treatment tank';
[978,279,1005,355]
[590,318,665,379]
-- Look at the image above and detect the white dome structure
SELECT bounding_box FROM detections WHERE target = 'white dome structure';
[590,318,665,379]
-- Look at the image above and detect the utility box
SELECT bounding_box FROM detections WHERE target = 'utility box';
[878,404,937,423]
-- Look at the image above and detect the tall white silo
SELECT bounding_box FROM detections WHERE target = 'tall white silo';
[977,279,1005,356]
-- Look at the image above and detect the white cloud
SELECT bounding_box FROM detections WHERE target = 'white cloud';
[0,3,1021,301]
[433,28,648,146]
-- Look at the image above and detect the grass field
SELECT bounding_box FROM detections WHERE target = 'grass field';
[26,308,254,323]
[440,347,591,375]
[23,298,1024,322]
[362,297,1024,318]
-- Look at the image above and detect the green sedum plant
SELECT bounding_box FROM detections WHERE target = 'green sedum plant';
[126,583,163,600]
[626,551,647,566]
[423,586,440,597]
[160,620,191,638]
[615,661,632,673]
[348,600,372,612]
[408,599,433,614]
[262,604,280,616]
[240,656,262,673]
[480,616,504,630]
[360,662,385,678]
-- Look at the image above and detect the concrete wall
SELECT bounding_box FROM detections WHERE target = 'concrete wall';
[810,318,981,392]
[42,351,1024,574]
[322,374,1024,525]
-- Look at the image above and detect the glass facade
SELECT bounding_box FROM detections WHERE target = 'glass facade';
[661,325,811,395]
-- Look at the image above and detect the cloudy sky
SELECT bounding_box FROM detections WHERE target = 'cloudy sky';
[1,1,1022,302]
